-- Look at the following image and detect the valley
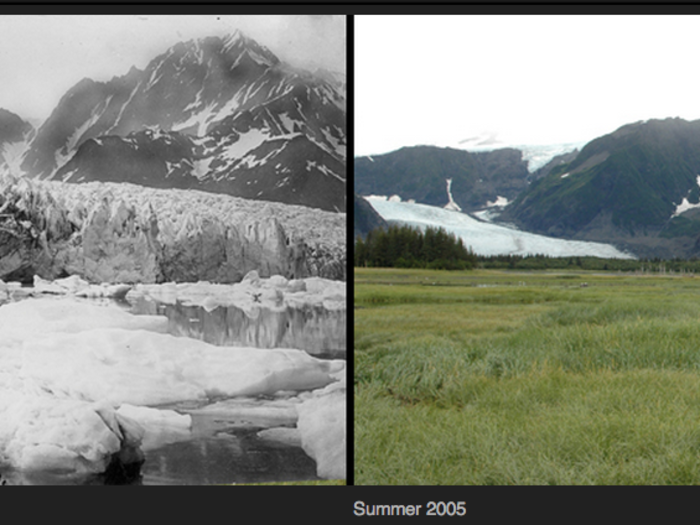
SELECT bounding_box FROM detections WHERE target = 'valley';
[355,117,700,260]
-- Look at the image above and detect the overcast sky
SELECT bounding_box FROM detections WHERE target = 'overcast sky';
[0,14,346,124]
[355,15,700,157]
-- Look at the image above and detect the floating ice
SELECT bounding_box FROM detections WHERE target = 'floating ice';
[126,272,346,314]
[0,295,344,478]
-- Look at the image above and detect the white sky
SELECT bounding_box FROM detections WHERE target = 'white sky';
[0,14,346,124]
[355,15,700,157]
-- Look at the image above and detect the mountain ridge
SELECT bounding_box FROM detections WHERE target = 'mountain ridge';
[7,30,346,213]
[355,118,700,259]
[500,117,700,258]
[354,145,529,213]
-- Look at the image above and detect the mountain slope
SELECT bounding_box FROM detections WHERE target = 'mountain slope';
[354,145,529,212]
[354,193,387,239]
[500,118,700,257]
[19,30,346,212]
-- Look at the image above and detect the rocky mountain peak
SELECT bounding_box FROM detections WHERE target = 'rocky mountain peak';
[12,30,345,212]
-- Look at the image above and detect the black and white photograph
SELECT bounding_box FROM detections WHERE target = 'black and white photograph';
[0,14,346,486]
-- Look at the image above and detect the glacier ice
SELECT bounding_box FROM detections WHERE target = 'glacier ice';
[0,174,346,284]
[366,196,635,259]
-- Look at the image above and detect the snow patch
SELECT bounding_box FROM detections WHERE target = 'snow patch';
[305,160,345,182]
[487,196,510,208]
[444,178,462,211]
[172,100,219,136]
[672,175,700,218]
[222,128,270,161]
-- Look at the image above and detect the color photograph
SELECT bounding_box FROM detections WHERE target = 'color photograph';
[354,14,700,486]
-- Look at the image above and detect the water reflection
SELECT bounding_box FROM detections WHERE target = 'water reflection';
[141,430,319,485]
[1,434,318,486]
[127,297,346,359]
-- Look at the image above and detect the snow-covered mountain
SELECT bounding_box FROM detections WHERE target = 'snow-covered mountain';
[15,30,346,212]
[365,195,634,259]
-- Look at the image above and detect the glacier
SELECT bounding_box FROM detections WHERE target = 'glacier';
[0,173,346,284]
[456,136,588,173]
[365,196,635,259]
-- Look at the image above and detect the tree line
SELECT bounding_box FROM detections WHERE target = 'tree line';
[354,224,477,270]
[478,254,700,273]
[354,226,700,274]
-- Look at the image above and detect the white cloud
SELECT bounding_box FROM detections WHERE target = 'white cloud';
[355,15,700,156]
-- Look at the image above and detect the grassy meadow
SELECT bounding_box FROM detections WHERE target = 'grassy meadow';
[354,267,700,484]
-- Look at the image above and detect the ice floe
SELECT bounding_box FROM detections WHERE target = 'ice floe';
[0,273,347,481]
[125,270,347,314]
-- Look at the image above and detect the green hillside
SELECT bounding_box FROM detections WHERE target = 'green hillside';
[354,145,529,212]
[502,118,700,257]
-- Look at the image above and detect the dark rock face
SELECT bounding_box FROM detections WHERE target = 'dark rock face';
[353,193,387,239]
[20,31,346,213]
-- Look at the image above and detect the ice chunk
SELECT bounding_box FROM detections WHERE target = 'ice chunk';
[296,389,346,480]
[1,297,338,407]
[115,405,192,451]
[0,391,134,474]
[0,296,341,476]
[0,296,168,346]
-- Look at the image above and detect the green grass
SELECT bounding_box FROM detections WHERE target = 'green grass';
[354,267,700,485]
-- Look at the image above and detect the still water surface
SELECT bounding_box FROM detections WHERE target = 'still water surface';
[131,297,345,485]
[127,296,346,360]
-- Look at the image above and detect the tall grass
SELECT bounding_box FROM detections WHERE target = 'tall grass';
[354,268,700,484]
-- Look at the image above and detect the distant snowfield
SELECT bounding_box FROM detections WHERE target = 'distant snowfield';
[365,196,635,259]
[456,137,588,172]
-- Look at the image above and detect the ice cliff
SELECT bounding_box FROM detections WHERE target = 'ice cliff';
[0,174,346,284]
